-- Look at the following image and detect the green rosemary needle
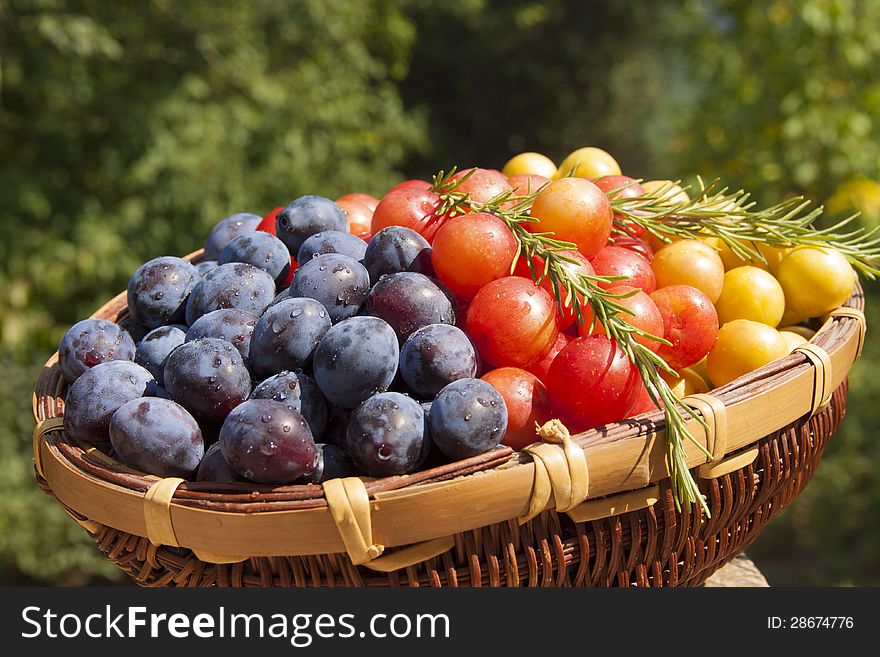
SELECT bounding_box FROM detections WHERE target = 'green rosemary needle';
[611,178,880,278]
[432,168,711,515]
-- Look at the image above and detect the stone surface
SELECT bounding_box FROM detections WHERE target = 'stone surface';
[704,553,770,587]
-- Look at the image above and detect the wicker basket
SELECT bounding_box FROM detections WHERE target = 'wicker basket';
[32,250,868,587]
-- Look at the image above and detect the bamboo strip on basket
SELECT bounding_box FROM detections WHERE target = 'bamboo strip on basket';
[41,382,849,587]
[33,250,865,558]
[35,298,863,557]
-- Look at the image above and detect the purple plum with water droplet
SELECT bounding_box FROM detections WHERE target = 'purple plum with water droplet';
[366,272,455,341]
[296,230,367,264]
[219,231,291,287]
[204,213,261,260]
[110,398,204,477]
[363,226,433,284]
[346,392,428,476]
[185,309,258,361]
[135,324,187,385]
[399,324,477,398]
[128,256,201,329]
[219,399,318,484]
[164,337,251,424]
[59,319,136,384]
[249,298,331,379]
[288,253,369,323]
[428,378,507,460]
[63,360,157,443]
[313,316,399,408]
[298,443,354,483]
[275,196,349,256]
[251,370,327,441]
[185,262,276,325]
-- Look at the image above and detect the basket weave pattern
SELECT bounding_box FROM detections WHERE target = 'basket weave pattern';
[38,383,843,587]
[32,253,865,587]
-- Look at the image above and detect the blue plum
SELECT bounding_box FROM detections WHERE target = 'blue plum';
[288,253,369,323]
[366,272,455,341]
[196,442,245,483]
[219,231,291,287]
[195,260,219,277]
[122,317,150,343]
[127,256,201,329]
[251,370,328,441]
[149,384,173,400]
[164,337,251,424]
[428,378,507,460]
[298,443,354,484]
[249,298,331,379]
[204,213,261,260]
[275,196,348,255]
[219,399,318,484]
[59,319,136,384]
[363,226,433,284]
[270,288,291,307]
[346,392,427,476]
[185,309,258,361]
[135,324,187,385]
[185,262,276,325]
[322,406,351,449]
[251,371,300,407]
[313,316,399,408]
[63,360,157,443]
[109,398,204,478]
[417,400,435,468]
[399,324,477,398]
[296,373,328,441]
[296,230,367,264]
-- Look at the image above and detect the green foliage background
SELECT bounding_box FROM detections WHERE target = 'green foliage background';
[1,0,878,585]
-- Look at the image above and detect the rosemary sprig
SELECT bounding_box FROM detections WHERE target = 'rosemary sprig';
[612,178,880,278]
[432,169,712,515]
[431,167,877,516]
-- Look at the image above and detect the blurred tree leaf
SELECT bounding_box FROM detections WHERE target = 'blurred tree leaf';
[623,0,880,210]
[1,0,878,585]
[0,0,424,582]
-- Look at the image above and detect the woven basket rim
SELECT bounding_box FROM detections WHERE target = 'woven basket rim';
[32,249,867,559]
